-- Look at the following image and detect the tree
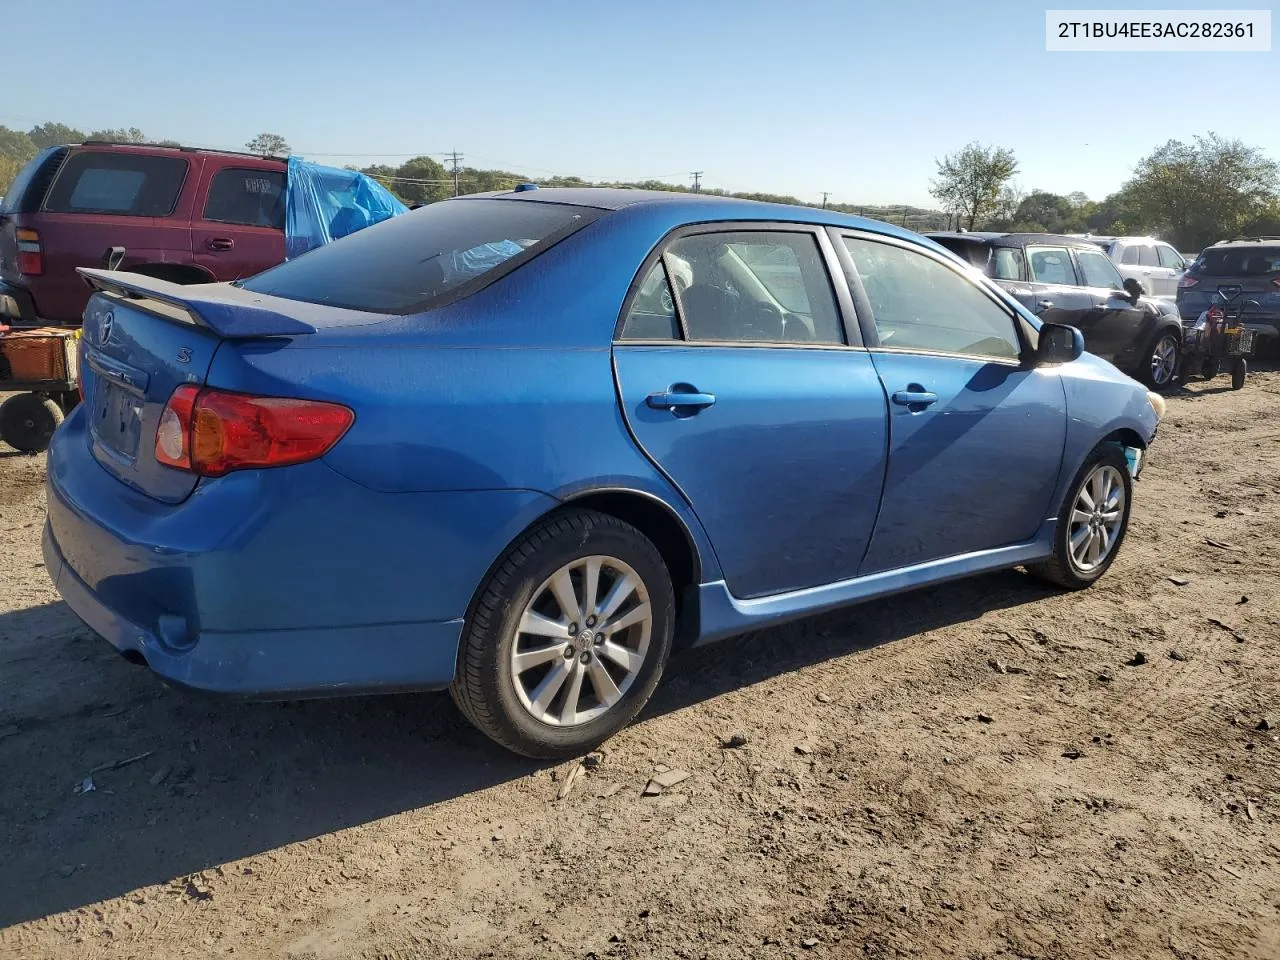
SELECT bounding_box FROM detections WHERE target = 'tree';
[1012,190,1077,233]
[245,133,290,156]
[0,126,36,163]
[0,155,24,195]
[28,122,86,148]
[88,127,148,143]
[388,156,449,204]
[994,183,1025,221]
[930,142,1018,230]
[1124,134,1279,250]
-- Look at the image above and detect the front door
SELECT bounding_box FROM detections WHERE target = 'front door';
[613,226,888,599]
[1072,246,1147,362]
[835,232,1067,574]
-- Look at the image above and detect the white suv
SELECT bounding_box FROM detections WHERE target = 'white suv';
[1076,236,1188,298]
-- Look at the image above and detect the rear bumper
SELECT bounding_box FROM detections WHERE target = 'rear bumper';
[43,407,559,697]
[44,522,463,697]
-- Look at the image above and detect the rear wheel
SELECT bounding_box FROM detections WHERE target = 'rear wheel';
[1231,358,1247,391]
[1028,444,1132,590]
[0,393,63,453]
[451,509,675,759]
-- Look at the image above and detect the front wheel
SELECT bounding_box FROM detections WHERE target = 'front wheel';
[1141,331,1180,391]
[1231,358,1247,391]
[451,509,675,759]
[1028,444,1133,590]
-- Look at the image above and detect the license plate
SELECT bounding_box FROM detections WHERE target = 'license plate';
[93,381,143,460]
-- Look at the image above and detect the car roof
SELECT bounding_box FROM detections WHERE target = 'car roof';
[1211,236,1280,247]
[473,187,928,241]
[926,231,1111,249]
[69,140,288,164]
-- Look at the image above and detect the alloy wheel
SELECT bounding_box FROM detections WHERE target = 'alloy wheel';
[1068,464,1126,573]
[1150,335,1178,386]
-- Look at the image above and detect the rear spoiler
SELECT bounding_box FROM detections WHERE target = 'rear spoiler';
[77,268,316,339]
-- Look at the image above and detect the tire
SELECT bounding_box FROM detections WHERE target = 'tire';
[1028,443,1133,590]
[0,393,64,453]
[1231,358,1247,391]
[1139,331,1180,391]
[450,508,676,759]
[1201,358,1221,380]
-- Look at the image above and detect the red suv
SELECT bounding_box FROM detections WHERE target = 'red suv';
[0,142,288,326]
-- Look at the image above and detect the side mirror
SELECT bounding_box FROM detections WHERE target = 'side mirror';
[1037,322,1084,366]
[1123,277,1144,302]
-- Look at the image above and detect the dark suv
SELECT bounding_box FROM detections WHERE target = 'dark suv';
[927,232,1184,390]
[1177,238,1280,348]
[0,142,287,326]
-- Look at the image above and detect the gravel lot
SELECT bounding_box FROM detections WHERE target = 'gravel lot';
[1,368,1278,960]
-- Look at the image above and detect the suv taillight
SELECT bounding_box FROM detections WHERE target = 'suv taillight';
[1177,274,1199,289]
[155,385,354,477]
[15,228,43,276]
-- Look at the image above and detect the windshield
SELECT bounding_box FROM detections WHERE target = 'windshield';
[240,198,602,313]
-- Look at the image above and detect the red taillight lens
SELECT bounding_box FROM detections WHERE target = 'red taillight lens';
[155,386,353,477]
[15,228,42,276]
[1177,274,1199,289]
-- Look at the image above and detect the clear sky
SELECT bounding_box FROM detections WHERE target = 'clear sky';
[5,0,1277,207]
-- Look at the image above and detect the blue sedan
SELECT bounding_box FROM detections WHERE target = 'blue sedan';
[43,188,1163,758]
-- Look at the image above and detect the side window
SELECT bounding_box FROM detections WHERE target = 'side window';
[619,260,681,340]
[661,231,843,344]
[203,167,286,229]
[1076,249,1125,291]
[1027,246,1079,286]
[1138,244,1160,267]
[992,247,1024,281]
[842,236,1021,361]
[44,151,188,217]
[1157,244,1184,269]
[1119,245,1140,265]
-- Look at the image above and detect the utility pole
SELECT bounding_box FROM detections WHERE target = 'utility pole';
[690,171,702,193]
[821,192,830,209]
[447,151,463,197]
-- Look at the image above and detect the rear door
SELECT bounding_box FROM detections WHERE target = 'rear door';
[1154,243,1185,296]
[191,163,287,281]
[33,149,197,321]
[612,225,889,600]
[834,232,1066,574]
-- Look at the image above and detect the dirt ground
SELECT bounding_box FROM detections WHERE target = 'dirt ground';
[1,366,1278,960]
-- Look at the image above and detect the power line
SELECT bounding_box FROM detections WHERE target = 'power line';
[690,171,702,193]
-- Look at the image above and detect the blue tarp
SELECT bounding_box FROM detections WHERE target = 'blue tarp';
[284,157,408,259]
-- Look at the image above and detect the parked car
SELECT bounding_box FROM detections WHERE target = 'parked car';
[927,232,1184,390]
[1176,237,1280,348]
[0,141,402,327]
[44,190,1163,759]
[1078,235,1188,297]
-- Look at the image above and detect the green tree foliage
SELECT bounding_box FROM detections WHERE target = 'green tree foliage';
[245,132,291,156]
[28,122,86,148]
[1123,134,1279,250]
[930,142,1019,231]
[1012,191,1078,233]
[0,126,37,163]
[395,156,451,204]
[88,127,148,143]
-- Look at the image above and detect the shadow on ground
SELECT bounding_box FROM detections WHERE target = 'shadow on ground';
[0,568,1054,928]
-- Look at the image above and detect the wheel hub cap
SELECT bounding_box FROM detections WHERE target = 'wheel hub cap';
[1068,464,1126,573]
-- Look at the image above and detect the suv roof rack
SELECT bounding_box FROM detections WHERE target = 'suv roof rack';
[76,139,287,161]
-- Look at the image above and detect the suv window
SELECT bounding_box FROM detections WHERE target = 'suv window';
[1027,246,1078,285]
[992,247,1024,281]
[1119,245,1139,265]
[1138,244,1159,267]
[203,167,285,228]
[842,236,1020,360]
[44,151,188,217]
[1196,246,1280,276]
[635,231,843,344]
[241,198,600,313]
[1076,248,1125,290]
[1157,244,1184,269]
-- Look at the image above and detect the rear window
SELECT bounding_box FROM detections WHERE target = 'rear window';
[203,167,285,228]
[43,151,188,217]
[240,198,602,313]
[1194,247,1280,276]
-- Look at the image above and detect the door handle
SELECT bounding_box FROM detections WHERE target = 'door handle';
[1036,299,1054,312]
[206,237,234,251]
[646,386,716,414]
[891,389,938,408]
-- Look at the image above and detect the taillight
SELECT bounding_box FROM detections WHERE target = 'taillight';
[1177,274,1199,289]
[15,228,43,276]
[155,386,353,477]
[1272,277,1280,289]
